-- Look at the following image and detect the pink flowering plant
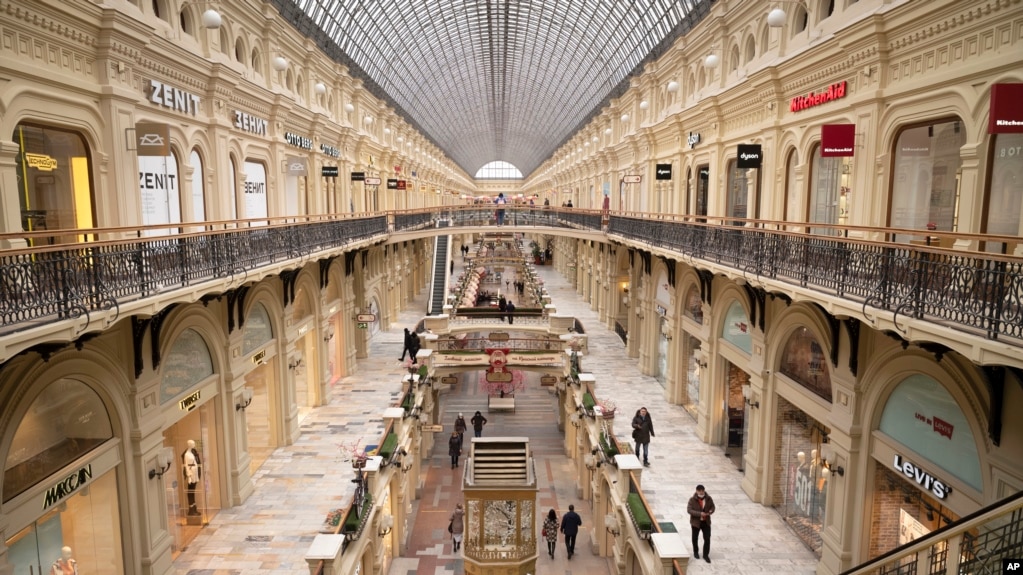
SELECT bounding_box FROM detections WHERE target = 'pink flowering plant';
[338,437,366,465]
[479,369,526,396]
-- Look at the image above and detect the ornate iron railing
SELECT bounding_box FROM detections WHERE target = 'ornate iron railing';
[0,216,386,333]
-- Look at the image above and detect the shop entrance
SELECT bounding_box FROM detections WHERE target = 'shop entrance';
[724,360,749,471]
[245,359,277,476]
[161,402,220,557]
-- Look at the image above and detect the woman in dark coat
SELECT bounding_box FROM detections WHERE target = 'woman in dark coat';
[448,431,462,468]
[631,407,655,467]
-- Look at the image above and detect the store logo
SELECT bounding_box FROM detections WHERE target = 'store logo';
[320,143,340,158]
[179,390,201,411]
[284,132,312,150]
[25,153,58,171]
[790,81,847,112]
[234,111,268,136]
[148,79,200,116]
[687,132,701,149]
[914,412,954,439]
[43,465,93,510]
[893,454,952,500]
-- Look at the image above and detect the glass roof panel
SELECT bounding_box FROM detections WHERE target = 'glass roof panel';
[279,0,713,177]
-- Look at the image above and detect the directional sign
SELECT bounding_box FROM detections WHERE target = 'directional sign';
[486,371,513,383]
[440,376,459,385]
[357,322,368,329]
[365,177,381,185]
[488,332,510,341]
[540,375,559,386]
[356,314,376,322]
[623,175,642,184]
[422,424,444,433]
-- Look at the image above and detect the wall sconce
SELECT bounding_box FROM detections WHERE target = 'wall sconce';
[314,82,327,95]
[820,444,845,477]
[364,115,374,125]
[288,354,304,372]
[148,450,172,480]
[271,53,289,72]
[704,52,720,69]
[767,7,787,27]
[639,100,649,110]
[235,387,254,411]
[569,413,581,428]
[666,80,680,93]
[741,384,760,409]
[344,102,355,113]
[604,127,613,136]
[620,113,630,123]
[323,326,335,343]
[184,1,223,29]
[605,514,620,536]
[378,513,394,536]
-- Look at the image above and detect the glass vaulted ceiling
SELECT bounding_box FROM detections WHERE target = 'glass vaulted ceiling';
[286,0,712,178]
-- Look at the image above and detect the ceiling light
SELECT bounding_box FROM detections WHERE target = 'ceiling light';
[639,100,649,110]
[201,8,222,29]
[344,103,355,113]
[767,8,787,28]
[620,113,629,122]
[704,53,720,69]
[667,80,680,92]
[314,82,326,95]
[271,55,289,72]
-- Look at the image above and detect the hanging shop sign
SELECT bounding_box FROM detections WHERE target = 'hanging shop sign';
[736,144,763,168]
[147,79,200,116]
[284,132,312,150]
[43,465,93,511]
[365,177,381,185]
[387,178,398,189]
[397,180,407,190]
[422,424,445,432]
[687,132,701,149]
[655,164,672,180]
[351,171,366,181]
[234,111,268,136]
[989,83,1023,134]
[285,156,308,177]
[135,122,171,156]
[251,349,266,364]
[623,175,642,184]
[821,124,856,157]
[790,81,847,113]
[440,376,459,385]
[322,166,339,178]
[892,454,952,499]
[179,390,201,412]
[540,375,558,386]
[320,143,340,158]
[356,313,376,322]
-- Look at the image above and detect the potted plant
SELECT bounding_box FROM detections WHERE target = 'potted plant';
[530,241,542,264]
[338,437,367,469]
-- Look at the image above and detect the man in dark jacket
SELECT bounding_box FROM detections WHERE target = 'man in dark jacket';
[560,504,583,559]
[631,407,655,466]
[399,328,412,361]
[687,485,716,563]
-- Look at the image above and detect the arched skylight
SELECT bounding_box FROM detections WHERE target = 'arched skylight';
[475,161,523,180]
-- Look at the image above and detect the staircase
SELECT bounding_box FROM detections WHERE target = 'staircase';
[428,221,450,315]
[841,490,1023,575]
[468,438,532,486]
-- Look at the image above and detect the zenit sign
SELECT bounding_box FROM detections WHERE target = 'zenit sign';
[893,454,952,500]
[791,81,847,112]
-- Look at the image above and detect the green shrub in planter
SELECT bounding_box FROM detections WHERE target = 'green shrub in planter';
[379,432,398,459]
[627,493,653,532]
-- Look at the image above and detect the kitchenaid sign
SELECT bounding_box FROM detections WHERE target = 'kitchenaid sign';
[791,81,847,112]
[892,454,952,499]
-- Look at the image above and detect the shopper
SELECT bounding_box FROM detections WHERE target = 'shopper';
[631,407,655,467]
[687,484,716,563]
[454,413,468,448]
[542,508,559,558]
[505,300,516,324]
[448,431,462,468]
[409,331,421,364]
[450,503,465,552]
[399,328,413,361]
[495,192,507,225]
[470,411,488,438]
[560,504,582,559]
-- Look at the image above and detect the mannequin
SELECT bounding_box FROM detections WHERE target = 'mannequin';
[182,439,202,515]
[51,546,77,575]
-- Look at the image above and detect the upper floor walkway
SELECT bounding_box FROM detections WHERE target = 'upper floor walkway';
[1,205,1020,368]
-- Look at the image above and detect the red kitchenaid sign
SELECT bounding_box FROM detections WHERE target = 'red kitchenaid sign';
[791,81,847,112]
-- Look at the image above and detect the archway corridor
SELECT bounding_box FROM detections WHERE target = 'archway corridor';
[171,263,818,575]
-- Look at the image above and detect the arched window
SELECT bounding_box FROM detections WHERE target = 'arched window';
[14,123,96,240]
[720,301,752,354]
[889,119,965,234]
[474,161,523,179]
[792,5,809,35]
[234,38,245,63]
[819,0,835,22]
[189,149,206,221]
[778,327,832,401]
[179,9,193,36]
[243,303,274,355]
[160,328,215,404]
[784,148,799,222]
[744,35,756,63]
[983,132,1023,252]
[729,45,740,73]
[683,286,703,324]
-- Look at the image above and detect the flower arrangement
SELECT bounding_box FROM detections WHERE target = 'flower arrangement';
[338,437,366,466]
[479,369,526,397]
[325,508,344,527]
[595,398,617,419]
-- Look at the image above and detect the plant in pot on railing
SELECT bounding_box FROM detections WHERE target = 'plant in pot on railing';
[338,437,367,469]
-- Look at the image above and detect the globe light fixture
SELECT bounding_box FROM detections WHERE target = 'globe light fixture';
[314,82,326,95]
[768,7,787,27]
[271,55,289,72]
[201,8,222,29]
[667,80,680,92]
[344,103,355,113]
[639,100,649,110]
[620,113,629,122]
[605,127,612,135]
[704,53,720,69]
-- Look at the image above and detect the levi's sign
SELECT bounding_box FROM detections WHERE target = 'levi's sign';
[893,454,952,499]
[791,81,847,113]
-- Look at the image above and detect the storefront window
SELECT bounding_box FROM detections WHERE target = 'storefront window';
[683,286,703,324]
[189,149,206,221]
[682,334,702,418]
[4,379,113,502]
[726,159,749,222]
[14,123,95,241]
[160,328,215,404]
[808,144,851,232]
[984,133,1023,253]
[868,465,957,558]
[784,148,798,222]
[242,302,274,355]
[890,119,965,235]
[774,396,830,556]
[720,301,752,354]
[778,327,832,402]
[695,165,709,217]
[242,160,268,221]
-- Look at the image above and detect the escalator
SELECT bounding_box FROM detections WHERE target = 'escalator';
[428,221,450,315]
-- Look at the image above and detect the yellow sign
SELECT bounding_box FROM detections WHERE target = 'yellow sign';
[252,350,266,364]
[25,153,58,171]
[179,390,201,411]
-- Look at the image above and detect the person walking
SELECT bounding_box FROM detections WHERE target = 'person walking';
[495,192,507,225]
[631,407,655,467]
[470,411,488,438]
[541,508,559,559]
[560,504,582,559]
[399,328,413,361]
[505,300,516,324]
[498,295,507,321]
[687,484,716,563]
[409,331,421,364]
[454,413,468,448]
[449,503,465,552]
[448,431,462,469]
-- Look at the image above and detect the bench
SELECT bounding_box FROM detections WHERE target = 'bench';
[488,397,516,413]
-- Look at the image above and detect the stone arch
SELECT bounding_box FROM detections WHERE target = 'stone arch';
[766,304,836,403]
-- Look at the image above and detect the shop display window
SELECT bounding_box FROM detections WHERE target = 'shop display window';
[726,159,750,221]
[242,302,274,355]
[778,327,832,402]
[773,397,831,556]
[4,379,113,502]
[808,144,852,233]
[890,119,965,236]
[984,132,1023,253]
[682,334,702,419]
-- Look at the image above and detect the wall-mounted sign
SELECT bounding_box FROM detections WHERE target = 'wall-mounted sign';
[135,122,170,156]
[322,166,339,178]
[319,143,340,158]
[357,322,368,329]
[422,424,445,432]
[252,349,266,364]
[822,124,855,157]
[351,171,366,181]
[488,332,510,341]
[356,313,377,322]
[397,180,407,190]
[284,132,312,150]
[242,161,268,221]
[623,175,642,184]
[365,177,381,186]
[737,144,763,168]
[540,375,558,386]
[687,132,701,149]
[989,83,1023,134]
[486,371,513,383]
[893,454,952,499]
[25,153,58,171]
[285,156,308,177]
[179,390,201,411]
[43,465,93,510]
[387,178,398,189]
[655,164,672,180]
[440,376,459,385]
[790,81,847,113]
[234,111,267,136]
[147,79,200,116]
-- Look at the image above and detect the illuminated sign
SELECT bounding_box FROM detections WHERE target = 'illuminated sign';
[179,390,201,411]
[893,454,952,500]
[284,132,312,150]
[43,465,93,510]
[25,153,58,171]
[790,81,847,113]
